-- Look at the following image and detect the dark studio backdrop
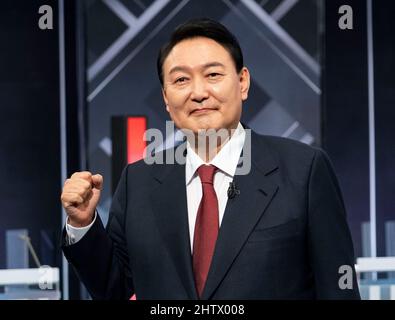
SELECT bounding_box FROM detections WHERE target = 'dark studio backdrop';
[0,0,61,280]
[0,0,394,299]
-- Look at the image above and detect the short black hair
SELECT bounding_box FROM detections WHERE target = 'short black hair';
[157,18,244,86]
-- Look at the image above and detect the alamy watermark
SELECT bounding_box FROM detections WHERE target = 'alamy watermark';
[38,5,53,30]
[143,121,252,175]
[338,264,354,290]
[338,5,353,30]
[38,265,56,290]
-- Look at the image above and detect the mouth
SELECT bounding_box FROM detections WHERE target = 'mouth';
[190,107,217,115]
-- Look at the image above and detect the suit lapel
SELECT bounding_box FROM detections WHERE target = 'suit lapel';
[201,132,279,299]
[149,131,279,300]
[150,162,198,300]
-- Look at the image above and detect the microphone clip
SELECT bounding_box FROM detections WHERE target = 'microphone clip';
[227,182,240,199]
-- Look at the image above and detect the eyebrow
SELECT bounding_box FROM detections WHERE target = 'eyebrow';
[168,62,225,75]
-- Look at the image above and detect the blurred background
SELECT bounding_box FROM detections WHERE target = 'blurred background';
[0,0,394,299]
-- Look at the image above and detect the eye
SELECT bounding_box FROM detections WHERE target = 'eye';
[175,77,188,84]
[208,73,221,79]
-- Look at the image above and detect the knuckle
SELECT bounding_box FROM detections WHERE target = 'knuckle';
[70,172,80,178]
[71,171,92,179]
[81,171,92,178]
[76,188,86,196]
[83,180,91,189]
[77,183,89,194]
[73,194,82,203]
[62,184,72,193]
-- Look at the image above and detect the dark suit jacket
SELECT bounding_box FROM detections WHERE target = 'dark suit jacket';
[62,130,360,300]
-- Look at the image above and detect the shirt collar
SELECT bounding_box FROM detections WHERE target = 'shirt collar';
[185,122,246,185]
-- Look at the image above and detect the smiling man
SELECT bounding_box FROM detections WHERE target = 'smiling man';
[159,25,250,162]
[61,18,360,300]
[161,36,248,134]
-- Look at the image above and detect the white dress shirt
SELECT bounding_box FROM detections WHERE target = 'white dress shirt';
[66,122,246,251]
[185,122,245,251]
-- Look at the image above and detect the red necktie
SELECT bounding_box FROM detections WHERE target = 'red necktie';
[193,165,219,298]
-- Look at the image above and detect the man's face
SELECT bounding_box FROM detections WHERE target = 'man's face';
[161,37,250,134]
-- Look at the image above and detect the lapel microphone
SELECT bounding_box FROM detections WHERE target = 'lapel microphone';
[227,181,240,199]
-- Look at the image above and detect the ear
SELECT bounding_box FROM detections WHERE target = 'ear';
[239,67,250,101]
[162,87,170,113]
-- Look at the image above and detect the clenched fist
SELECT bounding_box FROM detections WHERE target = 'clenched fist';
[61,171,103,227]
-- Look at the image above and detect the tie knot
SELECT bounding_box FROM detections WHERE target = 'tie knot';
[197,165,217,185]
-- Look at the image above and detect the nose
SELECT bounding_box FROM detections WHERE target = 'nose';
[190,77,209,103]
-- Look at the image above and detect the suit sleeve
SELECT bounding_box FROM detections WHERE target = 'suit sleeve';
[307,149,360,299]
[62,165,134,299]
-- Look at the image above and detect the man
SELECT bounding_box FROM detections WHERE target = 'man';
[61,18,360,299]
